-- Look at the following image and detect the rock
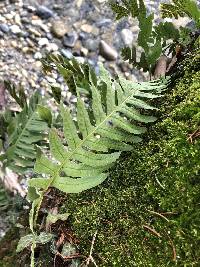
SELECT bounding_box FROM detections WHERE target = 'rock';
[81,24,93,33]
[46,43,59,52]
[10,25,21,34]
[46,33,53,40]
[38,37,49,47]
[14,14,21,25]
[84,39,99,51]
[11,40,17,48]
[99,40,118,61]
[81,47,88,56]
[61,49,73,59]
[35,5,54,19]
[51,20,69,38]
[120,29,134,46]
[63,32,78,48]
[29,28,41,37]
[34,52,42,59]
[0,24,9,33]
[96,18,112,27]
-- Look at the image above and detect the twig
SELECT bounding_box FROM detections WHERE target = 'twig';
[80,230,98,267]
[147,210,170,222]
[167,235,177,261]
[143,225,162,238]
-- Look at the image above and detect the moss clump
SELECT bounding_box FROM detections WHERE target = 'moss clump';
[62,51,200,266]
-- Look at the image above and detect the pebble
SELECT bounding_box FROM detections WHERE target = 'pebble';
[121,29,134,46]
[51,20,69,38]
[84,39,99,51]
[0,23,9,33]
[99,40,118,61]
[81,24,93,33]
[38,37,49,46]
[34,52,43,59]
[61,49,73,59]
[63,32,78,48]
[35,6,54,19]
[10,25,21,34]
[46,43,59,52]
[14,14,21,25]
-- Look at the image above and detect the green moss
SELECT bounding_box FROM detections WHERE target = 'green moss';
[61,51,200,266]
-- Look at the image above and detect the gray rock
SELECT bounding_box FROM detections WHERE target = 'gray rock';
[120,29,134,46]
[0,24,9,33]
[61,49,73,59]
[35,6,54,19]
[10,25,21,34]
[63,32,78,48]
[99,40,118,61]
[96,18,112,27]
[51,20,69,38]
[84,39,99,52]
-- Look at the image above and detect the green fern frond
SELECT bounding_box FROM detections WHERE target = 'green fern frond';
[29,62,168,194]
[2,89,49,173]
[4,81,27,109]
[110,0,147,20]
[161,0,200,28]
[42,54,96,96]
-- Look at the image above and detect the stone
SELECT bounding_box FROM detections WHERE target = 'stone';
[34,52,42,59]
[51,20,69,38]
[46,43,59,52]
[10,25,21,34]
[81,24,93,33]
[0,24,9,33]
[84,39,99,52]
[120,28,134,46]
[38,37,49,46]
[96,18,112,27]
[61,49,73,59]
[35,5,54,19]
[14,14,21,25]
[63,32,78,48]
[99,40,118,61]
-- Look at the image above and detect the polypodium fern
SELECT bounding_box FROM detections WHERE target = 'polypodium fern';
[161,0,200,28]
[0,84,50,173]
[28,63,168,196]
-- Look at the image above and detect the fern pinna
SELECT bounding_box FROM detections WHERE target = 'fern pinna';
[0,83,49,173]
[29,61,167,196]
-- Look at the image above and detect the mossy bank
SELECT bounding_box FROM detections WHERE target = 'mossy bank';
[62,50,200,266]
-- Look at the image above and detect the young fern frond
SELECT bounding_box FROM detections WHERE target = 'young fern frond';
[1,86,49,173]
[29,63,168,195]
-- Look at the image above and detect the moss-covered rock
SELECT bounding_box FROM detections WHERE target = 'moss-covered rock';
[61,51,200,266]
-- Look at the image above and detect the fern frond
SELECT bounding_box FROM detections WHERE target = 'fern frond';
[42,54,96,96]
[2,90,49,173]
[29,62,168,194]
[161,0,200,28]
[110,0,147,20]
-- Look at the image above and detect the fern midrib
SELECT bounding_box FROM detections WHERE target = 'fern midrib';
[9,110,37,153]
[54,87,141,177]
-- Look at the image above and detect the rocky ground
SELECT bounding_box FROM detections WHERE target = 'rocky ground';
[0,0,178,104]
